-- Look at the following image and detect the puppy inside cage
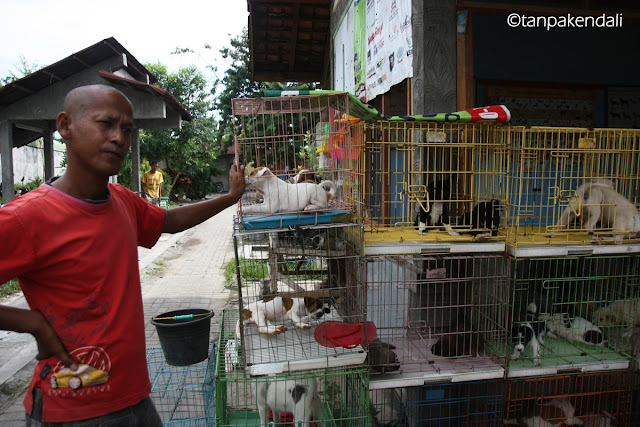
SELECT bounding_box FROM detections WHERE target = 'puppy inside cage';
[508,256,639,370]
[233,94,357,222]
[363,254,509,379]
[352,120,507,241]
[233,224,367,373]
[504,372,633,426]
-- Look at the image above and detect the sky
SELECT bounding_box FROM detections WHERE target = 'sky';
[0,0,249,84]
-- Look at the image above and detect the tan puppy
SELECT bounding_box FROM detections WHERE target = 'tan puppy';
[245,167,337,213]
[550,180,640,242]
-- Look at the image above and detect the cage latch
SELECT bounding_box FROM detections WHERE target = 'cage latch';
[403,183,430,213]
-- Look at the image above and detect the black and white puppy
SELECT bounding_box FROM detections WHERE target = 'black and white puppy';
[414,180,458,236]
[458,199,501,238]
[256,377,325,426]
[511,301,550,366]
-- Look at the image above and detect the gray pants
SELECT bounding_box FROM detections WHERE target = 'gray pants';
[26,387,163,427]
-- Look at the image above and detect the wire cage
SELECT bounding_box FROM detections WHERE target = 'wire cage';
[233,223,366,374]
[362,254,509,382]
[216,309,370,427]
[507,127,640,256]
[233,93,358,227]
[369,379,504,426]
[503,371,633,426]
[508,255,640,377]
[147,344,216,426]
[345,121,509,250]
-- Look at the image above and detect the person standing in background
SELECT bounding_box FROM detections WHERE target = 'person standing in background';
[143,161,164,205]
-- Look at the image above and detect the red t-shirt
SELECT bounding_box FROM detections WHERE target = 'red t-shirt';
[0,183,166,422]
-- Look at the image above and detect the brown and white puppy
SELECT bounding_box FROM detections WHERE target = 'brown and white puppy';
[256,376,325,427]
[245,167,337,214]
[550,179,640,243]
[288,169,323,185]
[242,296,329,335]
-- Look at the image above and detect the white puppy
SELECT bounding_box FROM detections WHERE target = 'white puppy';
[592,298,640,328]
[542,313,606,346]
[550,179,640,242]
[255,377,325,426]
[517,398,583,427]
[242,296,328,335]
[245,167,337,213]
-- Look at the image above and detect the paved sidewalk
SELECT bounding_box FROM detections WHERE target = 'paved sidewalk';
[0,198,239,425]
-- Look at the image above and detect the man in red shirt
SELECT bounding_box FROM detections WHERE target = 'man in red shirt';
[0,84,245,425]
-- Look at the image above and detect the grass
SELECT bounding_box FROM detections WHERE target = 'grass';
[224,257,317,287]
[0,279,21,299]
[146,260,166,276]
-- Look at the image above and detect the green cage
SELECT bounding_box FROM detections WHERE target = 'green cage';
[507,255,640,377]
[215,309,370,426]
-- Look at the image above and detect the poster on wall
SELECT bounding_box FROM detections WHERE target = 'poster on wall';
[333,5,354,94]
[333,0,413,102]
[365,0,413,100]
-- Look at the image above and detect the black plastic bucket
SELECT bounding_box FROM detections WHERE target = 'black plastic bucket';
[151,309,214,366]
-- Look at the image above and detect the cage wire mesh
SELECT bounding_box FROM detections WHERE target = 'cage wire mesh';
[369,379,504,427]
[508,255,640,375]
[216,309,370,426]
[233,222,367,373]
[508,126,640,249]
[503,371,632,426]
[233,93,357,224]
[147,344,215,426]
[346,121,509,243]
[362,254,509,378]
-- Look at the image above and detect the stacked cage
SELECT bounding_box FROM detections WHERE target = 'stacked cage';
[503,371,632,425]
[147,345,216,426]
[508,127,640,257]
[342,119,512,425]
[222,93,371,426]
[505,126,640,426]
[346,120,509,255]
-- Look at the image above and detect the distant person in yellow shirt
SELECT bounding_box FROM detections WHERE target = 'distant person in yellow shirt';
[142,161,164,205]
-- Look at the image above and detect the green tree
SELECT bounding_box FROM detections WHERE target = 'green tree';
[1,54,40,85]
[136,63,220,199]
[213,29,322,165]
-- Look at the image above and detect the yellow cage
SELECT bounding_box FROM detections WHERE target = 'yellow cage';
[507,127,640,257]
[344,120,510,254]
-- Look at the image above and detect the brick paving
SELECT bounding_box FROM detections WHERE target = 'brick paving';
[0,198,238,425]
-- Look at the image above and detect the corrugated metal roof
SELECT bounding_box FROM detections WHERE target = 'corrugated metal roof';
[248,0,330,82]
[0,37,154,108]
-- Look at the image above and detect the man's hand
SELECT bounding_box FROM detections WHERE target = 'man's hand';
[228,163,246,203]
[31,311,78,371]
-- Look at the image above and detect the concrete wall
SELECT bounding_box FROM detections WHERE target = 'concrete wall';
[0,144,65,185]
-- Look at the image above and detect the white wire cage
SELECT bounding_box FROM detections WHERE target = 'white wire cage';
[233,93,358,227]
[233,222,367,375]
[361,254,509,383]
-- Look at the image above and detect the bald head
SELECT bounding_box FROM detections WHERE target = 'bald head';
[63,84,133,119]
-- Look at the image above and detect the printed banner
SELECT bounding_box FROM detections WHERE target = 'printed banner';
[365,0,413,100]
